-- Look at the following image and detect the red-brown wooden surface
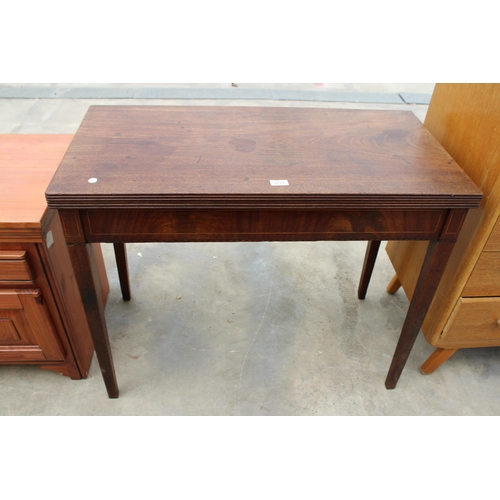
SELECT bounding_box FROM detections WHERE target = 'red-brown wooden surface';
[0,135,73,229]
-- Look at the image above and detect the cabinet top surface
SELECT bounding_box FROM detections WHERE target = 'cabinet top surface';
[1,134,73,229]
[45,106,482,210]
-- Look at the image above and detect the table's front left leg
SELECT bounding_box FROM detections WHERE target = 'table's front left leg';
[59,210,119,398]
[68,243,119,398]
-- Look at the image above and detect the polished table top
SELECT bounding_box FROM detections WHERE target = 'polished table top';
[46,106,481,210]
[45,106,483,397]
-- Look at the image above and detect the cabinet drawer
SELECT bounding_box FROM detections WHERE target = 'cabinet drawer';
[441,297,500,343]
[462,251,500,297]
[0,251,33,281]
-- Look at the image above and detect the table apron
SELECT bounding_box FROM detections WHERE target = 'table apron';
[66,208,451,244]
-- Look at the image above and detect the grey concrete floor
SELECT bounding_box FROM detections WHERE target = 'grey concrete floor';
[1,83,500,416]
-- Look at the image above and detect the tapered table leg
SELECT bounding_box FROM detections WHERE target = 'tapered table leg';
[68,243,119,398]
[113,243,131,301]
[385,239,455,389]
[358,240,381,299]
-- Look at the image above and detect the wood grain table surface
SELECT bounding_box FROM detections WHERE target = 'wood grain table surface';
[46,106,480,209]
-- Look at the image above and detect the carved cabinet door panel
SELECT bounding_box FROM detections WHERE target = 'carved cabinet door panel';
[0,290,65,362]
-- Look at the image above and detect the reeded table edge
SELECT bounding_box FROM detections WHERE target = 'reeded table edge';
[45,193,483,211]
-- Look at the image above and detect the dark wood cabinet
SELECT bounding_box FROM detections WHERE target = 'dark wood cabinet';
[0,135,109,379]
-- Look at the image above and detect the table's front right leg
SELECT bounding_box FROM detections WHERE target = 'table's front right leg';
[59,210,119,398]
[384,208,468,389]
[385,239,455,389]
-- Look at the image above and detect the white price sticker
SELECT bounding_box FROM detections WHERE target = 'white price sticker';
[46,230,54,249]
[270,180,289,186]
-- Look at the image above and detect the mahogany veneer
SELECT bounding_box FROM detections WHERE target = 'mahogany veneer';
[45,106,483,398]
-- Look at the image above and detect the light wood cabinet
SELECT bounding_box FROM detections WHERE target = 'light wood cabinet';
[0,135,109,378]
[386,84,500,373]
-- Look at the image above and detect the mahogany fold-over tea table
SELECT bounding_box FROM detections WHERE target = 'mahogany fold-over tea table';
[45,106,482,398]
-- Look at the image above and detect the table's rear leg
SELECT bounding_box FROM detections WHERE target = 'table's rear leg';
[68,243,119,398]
[385,239,455,389]
[358,240,381,299]
[113,243,131,301]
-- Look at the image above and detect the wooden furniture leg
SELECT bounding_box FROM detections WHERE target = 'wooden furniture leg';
[385,239,456,389]
[387,274,402,294]
[420,348,458,374]
[113,243,131,301]
[358,241,381,299]
[68,243,119,398]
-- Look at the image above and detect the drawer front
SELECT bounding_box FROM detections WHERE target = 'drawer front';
[0,251,33,281]
[440,297,500,343]
[462,251,500,297]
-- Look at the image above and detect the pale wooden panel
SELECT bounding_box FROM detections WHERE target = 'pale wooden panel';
[0,135,73,227]
[385,240,427,301]
[463,252,500,297]
[440,298,500,343]
[431,85,500,194]
[386,84,500,345]
[436,337,500,349]
[484,218,500,251]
